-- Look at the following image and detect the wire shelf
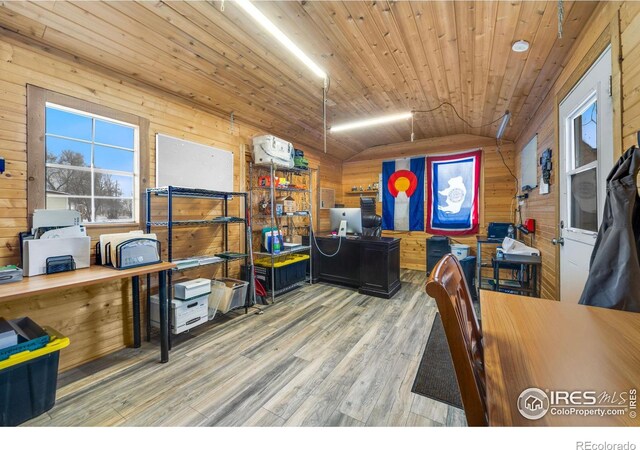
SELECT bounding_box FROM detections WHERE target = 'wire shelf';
[254,245,311,258]
[147,217,245,227]
[148,186,247,199]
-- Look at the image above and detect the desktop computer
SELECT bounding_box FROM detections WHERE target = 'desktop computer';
[329,208,363,236]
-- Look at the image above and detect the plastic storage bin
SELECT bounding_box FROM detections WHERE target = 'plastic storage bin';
[450,244,470,260]
[211,278,249,314]
[0,326,70,426]
[0,317,49,361]
[250,254,309,294]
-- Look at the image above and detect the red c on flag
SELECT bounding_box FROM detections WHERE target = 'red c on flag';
[387,169,418,198]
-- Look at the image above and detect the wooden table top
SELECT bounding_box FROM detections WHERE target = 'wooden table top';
[0,262,176,304]
[481,290,640,426]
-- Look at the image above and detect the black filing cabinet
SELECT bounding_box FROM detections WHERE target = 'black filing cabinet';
[426,236,451,275]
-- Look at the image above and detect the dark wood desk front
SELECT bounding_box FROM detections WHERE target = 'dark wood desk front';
[481,290,640,426]
[311,235,401,298]
[0,262,176,363]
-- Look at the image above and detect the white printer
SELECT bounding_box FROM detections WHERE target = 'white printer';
[500,237,541,256]
[252,135,294,168]
[174,278,211,300]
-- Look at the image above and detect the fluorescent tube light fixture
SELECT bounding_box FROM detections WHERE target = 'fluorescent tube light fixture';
[331,112,413,133]
[496,111,511,140]
[234,0,326,80]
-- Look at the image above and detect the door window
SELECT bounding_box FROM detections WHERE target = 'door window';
[567,97,598,232]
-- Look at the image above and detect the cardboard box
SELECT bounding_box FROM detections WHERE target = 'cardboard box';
[150,294,208,334]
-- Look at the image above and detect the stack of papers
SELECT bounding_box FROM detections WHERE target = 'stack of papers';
[175,259,200,270]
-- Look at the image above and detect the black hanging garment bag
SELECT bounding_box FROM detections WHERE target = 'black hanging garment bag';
[578,140,640,312]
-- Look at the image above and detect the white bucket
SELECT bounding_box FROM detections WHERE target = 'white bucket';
[450,244,469,260]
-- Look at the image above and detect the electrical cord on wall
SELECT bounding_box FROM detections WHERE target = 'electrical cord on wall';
[496,137,520,224]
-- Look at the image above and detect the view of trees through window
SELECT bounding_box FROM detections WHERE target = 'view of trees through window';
[45,104,137,223]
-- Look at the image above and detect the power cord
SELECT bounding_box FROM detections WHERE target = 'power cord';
[495,137,520,223]
[412,102,509,130]
[308,210,342,257]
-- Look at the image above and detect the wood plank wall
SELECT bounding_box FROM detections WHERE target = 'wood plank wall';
[0,32,341,371]
[513,1,640,301]
[341,135,515,271]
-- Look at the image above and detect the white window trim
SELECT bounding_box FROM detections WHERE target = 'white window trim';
[44,102,141,224]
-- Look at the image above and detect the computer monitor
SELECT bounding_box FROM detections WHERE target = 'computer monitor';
[330,208,363,235]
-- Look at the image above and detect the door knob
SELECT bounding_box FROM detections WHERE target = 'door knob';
[551,237,565,246]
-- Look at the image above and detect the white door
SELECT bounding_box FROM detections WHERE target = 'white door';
[557,46,614,303]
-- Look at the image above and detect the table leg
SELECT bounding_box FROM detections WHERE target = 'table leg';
[476,241,482,294]
[493,262,499,292]
[158,270,169,363]
[145,273,151,342]
[132,275,141,348]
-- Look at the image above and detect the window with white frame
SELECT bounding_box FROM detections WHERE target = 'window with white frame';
[44,103,139,223]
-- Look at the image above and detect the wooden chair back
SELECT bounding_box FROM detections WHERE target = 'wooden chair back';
[425,254,487,426]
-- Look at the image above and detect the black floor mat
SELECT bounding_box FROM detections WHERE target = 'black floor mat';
[411,313,463,409]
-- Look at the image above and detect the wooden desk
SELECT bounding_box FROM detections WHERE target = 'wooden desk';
[311,235,401,298]
[0,262,176,363]
[481,290,640,426]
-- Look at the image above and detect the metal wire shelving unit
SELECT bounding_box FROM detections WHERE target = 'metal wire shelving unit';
[249,164,314,302]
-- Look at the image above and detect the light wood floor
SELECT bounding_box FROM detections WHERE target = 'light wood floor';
[24,269,466,427]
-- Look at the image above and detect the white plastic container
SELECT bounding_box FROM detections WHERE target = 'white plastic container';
[208,280,231,320]
[450,244,470,260]
[210,278,249,315]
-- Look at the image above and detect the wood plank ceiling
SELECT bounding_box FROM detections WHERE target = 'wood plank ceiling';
[0,1,597,159]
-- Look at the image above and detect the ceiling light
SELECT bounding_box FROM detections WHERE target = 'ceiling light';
[330,112,413,133]
[512,40,530,52]
[496,111,511,140]
[234,0,326,79]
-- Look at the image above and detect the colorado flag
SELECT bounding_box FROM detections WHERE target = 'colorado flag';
[382,157,425,231]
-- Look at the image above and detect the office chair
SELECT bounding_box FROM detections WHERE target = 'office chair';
[360,196,376,216]
[360,196,382,237]
[362,214,382,237]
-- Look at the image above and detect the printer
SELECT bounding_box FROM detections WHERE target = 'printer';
[500,237,540,256]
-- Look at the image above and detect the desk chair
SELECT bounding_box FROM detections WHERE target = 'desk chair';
[425,254,487,426]
[362,214,382,237]
[360,196,376,216]
[360,196,382,237]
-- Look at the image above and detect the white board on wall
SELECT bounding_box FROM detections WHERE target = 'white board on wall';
[156,133,234,192]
